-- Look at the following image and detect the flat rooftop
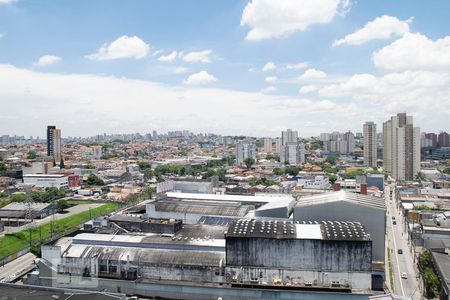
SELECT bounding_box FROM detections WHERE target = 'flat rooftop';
[296,190,385,210]
[152,200,253,217]
[225,219,371,241]
[165,192,293,203]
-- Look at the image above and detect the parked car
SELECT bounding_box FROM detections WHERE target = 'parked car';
[393,221,397,225]
[401,272,407,279]
[398,249,403,254]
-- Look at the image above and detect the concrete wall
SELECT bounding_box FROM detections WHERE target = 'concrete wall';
[293,201,385,262]
[226,237,372,272]
[226,266,371,290]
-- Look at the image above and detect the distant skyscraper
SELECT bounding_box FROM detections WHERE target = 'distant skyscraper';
[52,129,62,164]
[281,129,298,146]
[280,142,305,165]
[383,113,420,181]
[438,131,449,147]
[425,133,438,147]
[236,141,256,166]
[47,125,56,157]
[262,138,272,153]
[363,122,377,168]
[343,131,355,154]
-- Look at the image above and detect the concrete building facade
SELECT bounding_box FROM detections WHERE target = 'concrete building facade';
[363,122,377,168]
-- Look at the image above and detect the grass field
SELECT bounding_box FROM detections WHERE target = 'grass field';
[0,202,120,259]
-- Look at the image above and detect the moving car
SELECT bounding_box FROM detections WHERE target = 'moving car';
[393,221,397,225]
[401,272,407,279]
[398,249,403,254]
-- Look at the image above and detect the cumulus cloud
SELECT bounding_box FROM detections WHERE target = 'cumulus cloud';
[298,68,327,80]
[0,64,365,137]
[262,61,276,72]
[0,0,16,4]
[183,71,217,85]
[173,67,189,74]
[286,62,309,70]
[333,15,412,46]
[86,35,150,61]
[261,85,277,93]
[33,55,61,67]
[241,0,350,40]
[265,76,277,83]
[158,51,178,62]
[299,84,317,94]
[181,50,212,63]
[373,32,450,71]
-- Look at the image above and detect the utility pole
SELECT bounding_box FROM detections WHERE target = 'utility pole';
[24,184,34,249]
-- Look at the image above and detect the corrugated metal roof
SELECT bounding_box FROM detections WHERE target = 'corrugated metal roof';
[296,190,385,210]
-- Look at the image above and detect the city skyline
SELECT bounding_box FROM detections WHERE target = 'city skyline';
[1,1,450,136]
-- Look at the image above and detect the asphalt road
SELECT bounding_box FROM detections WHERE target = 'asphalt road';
[0,203,102,237]
[0,252,36,282]
[385,184,422,300]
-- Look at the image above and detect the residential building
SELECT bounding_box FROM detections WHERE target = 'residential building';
[297,175,330,190]
[92,145,102,159]
[425,133,438,147]
[46,125,56,157]
[438,131,449,147]
[262,137,272,153]
[383,113,420,181]
[53,128,62,164]
[363,122,377,168]
[235,141,256,166]
[280,142,305,165]
[281,129,298,146]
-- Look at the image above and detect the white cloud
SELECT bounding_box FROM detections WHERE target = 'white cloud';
[298,68,327,80]
[173,67,189,74]
[241,0,350,40]
[183,71,217,85]
[0,64,367,137]
[0,0,16,4]
[0,33,3,39]
[373,32,450,71]
[262,61,276,72]
[86,35,150,61]
[265,76,277,83]
[33,55,62,67]
[286,62,309,70]
[299,84,317,94]
[333,15,412,46]
[181,50,212,63]
[158,51,178,62]
[261,85,277,93]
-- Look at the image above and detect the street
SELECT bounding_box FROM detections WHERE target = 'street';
[0,252,36,282]
[385,184,422,300]
[0,203,102,237]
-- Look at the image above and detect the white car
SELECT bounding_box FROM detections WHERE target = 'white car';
[401,272,407,279]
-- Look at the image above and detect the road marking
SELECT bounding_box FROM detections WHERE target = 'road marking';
[389,192,405,296]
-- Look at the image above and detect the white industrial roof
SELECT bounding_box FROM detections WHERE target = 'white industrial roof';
[165,192,293,203]
[296,190,385,210]
[295,224,322,239]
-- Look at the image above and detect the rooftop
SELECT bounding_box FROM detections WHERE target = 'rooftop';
[152,200,252,217]
[295,190,385,210]
[165,192,293,203]
[225,219,371,241]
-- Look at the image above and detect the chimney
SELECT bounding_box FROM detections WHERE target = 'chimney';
[360,183,368,195]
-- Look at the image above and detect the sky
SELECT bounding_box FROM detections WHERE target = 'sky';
[0,0,449,138]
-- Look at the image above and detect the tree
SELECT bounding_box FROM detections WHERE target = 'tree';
[285,166,300,176]
[326,154,338,165]
[144,186,156,198]
[86,174,104,186]
[266,153,280,162]
[0,161,7,175]
[329,174,338,184]
[244,157,255,169]
[85,164,96,169]
[60,158,65,169]
[26,150,38,159]
[56,199,70,212]
[273,167,284,175]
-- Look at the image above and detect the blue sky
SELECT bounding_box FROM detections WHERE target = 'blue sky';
[0,0,449,137]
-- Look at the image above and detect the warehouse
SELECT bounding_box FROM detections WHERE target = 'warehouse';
[225,219,372,291]
[294,191,385,264]
[0,202,54,226]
